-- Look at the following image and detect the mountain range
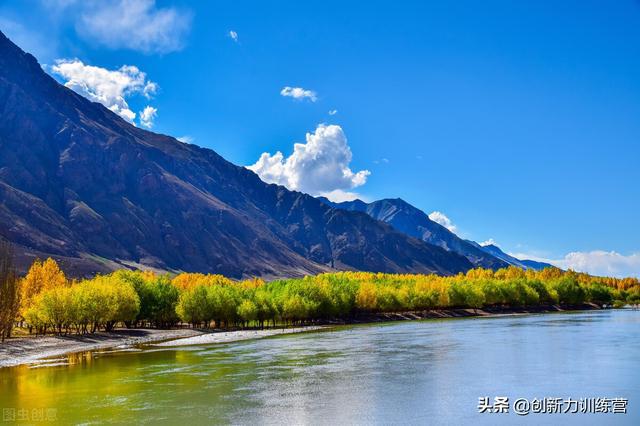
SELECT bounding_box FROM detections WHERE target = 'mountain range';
[0,30,551,278]
[0,30,478,278]
[466,241,552,271]
[319,197,552,271]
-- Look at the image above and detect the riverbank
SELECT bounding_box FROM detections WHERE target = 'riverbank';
[153,326,326,347]
[0,328,202,368]
[0,304,604,368]
[0,326,332,368]
[346,303,604,323]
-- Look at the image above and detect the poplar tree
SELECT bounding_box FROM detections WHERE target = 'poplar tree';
[0,240,20,341]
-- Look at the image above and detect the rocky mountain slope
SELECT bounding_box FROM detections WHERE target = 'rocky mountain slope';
[0,30,473,278]
[321,197,551,271]
[319,198,508,269]
[468,242,553,271]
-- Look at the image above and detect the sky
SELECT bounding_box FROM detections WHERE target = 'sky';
[1,0,639,277]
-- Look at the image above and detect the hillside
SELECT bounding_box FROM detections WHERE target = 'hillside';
[0,30,473,278]
[319,197,509,269]
[469,242,553,271]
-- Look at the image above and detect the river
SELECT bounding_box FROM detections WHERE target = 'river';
[0,310,638,425]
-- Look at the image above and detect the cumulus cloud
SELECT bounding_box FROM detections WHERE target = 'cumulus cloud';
[139,106,157,128]
[328,109,338,116]
[280,86,317,102]
[558,251,640,277]
[51,59,158,124]
[480,238,498,247]
[76,0,192,54]
[507,250,640,278]
[143,81,158,98]
[320,189,365,203]
[428,211,457,233]
[247,124,370,200]
[228,30,239,42]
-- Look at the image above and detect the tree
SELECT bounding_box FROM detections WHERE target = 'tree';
[119,272,179,327]
[176,285,212,327]
[587,283,614,305]
[0,240,20,341]
[32,287,74,335]
[237,300,258,327]
[356,282,378,311]
[526,279,559,305]
[254,289,278,328]
[281,295,308,324]
[104,277,140,331]
[20,258,66,318]
[553,277,586,305]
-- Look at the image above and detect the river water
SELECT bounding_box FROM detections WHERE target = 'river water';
[0,310,638,425]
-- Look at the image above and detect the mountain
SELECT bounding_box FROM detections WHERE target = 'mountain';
[468,242,553,271]
[319,197,509,270]
[0,31,473,278]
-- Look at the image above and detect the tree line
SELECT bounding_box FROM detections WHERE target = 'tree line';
[1,244,639,338]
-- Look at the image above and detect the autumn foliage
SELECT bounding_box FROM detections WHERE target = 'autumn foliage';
[1,257,638,338]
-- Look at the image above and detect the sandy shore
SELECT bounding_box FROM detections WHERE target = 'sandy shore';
[153,326,326,347]
[0,327,326,368]
[0,329,203,368]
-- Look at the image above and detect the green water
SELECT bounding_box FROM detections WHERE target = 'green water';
[0,310,638,425]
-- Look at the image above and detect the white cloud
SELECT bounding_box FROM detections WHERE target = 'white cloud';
[428,211,457,233]
[177,136,194,144]
[328,109,338,116]
[319,189,365,203]
[228,30,239,43]
[480,238,498,247]
[143,81,158,98]
[139,106,157,128]
[248,124,370,198]
[558,251,640,278]
[507,250,640,278]
[373,158,390,164]
[77,0,192,54]
[280,86,317,102]
[51,59,158,124]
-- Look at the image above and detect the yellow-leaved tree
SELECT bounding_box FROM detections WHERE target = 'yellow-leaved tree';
[356,282,378,311]
[20,258,67,318]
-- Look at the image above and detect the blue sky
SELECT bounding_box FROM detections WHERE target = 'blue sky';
[1,0,639,276]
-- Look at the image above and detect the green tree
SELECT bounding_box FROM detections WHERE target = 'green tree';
[587,283,614,305]
[553,277,586,305]
[176,285,212,327]
[237,300,258,326]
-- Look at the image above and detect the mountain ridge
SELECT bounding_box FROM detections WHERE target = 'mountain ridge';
[468,242,553,271]
[320,197,552,271]
[0,30,473,278]
[318,197,509,269]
